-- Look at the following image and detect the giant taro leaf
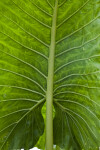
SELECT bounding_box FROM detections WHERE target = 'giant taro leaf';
[0,0,100,150]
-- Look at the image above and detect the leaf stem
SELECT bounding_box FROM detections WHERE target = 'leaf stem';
[46,0,58,150]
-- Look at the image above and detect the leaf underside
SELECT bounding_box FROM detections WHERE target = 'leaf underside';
[0,0,100,150]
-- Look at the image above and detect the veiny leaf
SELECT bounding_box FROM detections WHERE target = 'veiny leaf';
[0,0,50,149]
[0,0,100,150]
[53,0,100,149]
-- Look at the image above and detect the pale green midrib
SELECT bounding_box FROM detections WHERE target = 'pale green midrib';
[46,0,58,150]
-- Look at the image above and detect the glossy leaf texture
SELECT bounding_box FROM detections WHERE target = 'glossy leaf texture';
[0,0,100,150]
[0,0,51,149]
[53,0,100,149]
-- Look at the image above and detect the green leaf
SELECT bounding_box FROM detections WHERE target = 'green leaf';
[53,0,100,149]
[0,0,100,150]
[0,0,49,149]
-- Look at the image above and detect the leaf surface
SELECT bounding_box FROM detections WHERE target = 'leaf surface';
[53,0,100,149]
[0,0,100,149]
[0,0,50,149]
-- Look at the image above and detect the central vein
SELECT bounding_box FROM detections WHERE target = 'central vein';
[46,0,58,150]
